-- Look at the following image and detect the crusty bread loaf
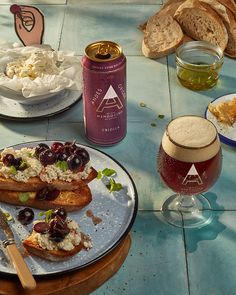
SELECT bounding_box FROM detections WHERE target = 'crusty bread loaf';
[0,185,92,211]
[139,0,184,32]
[174,0,228,51]
[23,233,84,262]
[142,15,184,58]
[217,0,236,15]
[0,167,97,192]
[200,0,236,56]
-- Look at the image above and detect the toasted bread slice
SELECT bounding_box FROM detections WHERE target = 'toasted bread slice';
[23,237,84,262]
[0,167,97,192]
[0,185,92,211]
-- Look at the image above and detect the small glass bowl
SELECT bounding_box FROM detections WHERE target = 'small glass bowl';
[176,41,224,91]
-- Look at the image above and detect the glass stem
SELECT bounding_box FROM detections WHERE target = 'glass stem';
[177,194,197,213]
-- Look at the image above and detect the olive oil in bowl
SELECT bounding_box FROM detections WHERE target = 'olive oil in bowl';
[176,41,224,91]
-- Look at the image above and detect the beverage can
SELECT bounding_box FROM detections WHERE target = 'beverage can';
[82,41,126,145]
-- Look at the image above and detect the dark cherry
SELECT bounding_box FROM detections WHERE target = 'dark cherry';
[74,148,90,165]
[53,208,67,220]
[67,154,83,172]
[51,142,64,153]
[17,208,34,225]
[46,189,60,201]
[35,143,49,159]
[49,215,70,242]
[2,154,15,166]
[57,151,69,161]
[39,149,56,166]
[64,141,77,154]
[35,187,48,201]
[35,188,59,201]
[14,157,22,169]
[34,222,50,234]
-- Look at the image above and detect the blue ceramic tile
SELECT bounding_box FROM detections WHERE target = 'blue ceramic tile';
[93,211,188,295]
[61,4,161,55]
[50,56,171,123]
[185,211,236,295]
[0,120,48,149]
[47,121,171,210]
[0,5,65,50]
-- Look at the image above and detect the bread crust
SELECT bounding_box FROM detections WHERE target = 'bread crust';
[0,167,97,192]
[174,0,228,51]
[23,235,84,262]
[0,185,92,211]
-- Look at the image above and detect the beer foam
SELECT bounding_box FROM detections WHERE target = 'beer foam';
[162,116,221,162]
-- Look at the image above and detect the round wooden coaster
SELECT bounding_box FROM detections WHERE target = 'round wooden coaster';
[0,234,131,295]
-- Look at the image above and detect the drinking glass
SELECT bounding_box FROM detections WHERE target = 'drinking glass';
[158,116,222,228]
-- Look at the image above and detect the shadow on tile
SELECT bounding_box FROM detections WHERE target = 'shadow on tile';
[184,192,225,253]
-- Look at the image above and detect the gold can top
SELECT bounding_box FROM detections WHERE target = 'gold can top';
[85,41,122,62]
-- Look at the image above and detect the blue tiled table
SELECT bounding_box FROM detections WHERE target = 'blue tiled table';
[0,1,236,294]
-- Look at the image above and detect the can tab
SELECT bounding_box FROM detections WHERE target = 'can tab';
[95,44,111,59]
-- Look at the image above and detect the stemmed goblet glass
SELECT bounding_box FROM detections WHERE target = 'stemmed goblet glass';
[158,116,222,228]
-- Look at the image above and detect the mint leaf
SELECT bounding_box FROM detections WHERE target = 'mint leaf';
[102,168,116,177]
[4,211,14,222]
[19,161,27,170]
[56,160,68,172]
[39,209,54,223]
[19,192,30,203]
[106,178,122,193]
[96,171,103,180]
[9,166,17,175]
[158,114,165,119]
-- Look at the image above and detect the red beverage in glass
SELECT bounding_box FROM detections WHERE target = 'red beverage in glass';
[82,41,126,146]
[158,145,222,195]
[157,116,222,228]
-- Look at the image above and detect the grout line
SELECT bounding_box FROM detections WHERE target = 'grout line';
[57,3,67,50]
[183,226,191,295]
[166,55,173,120]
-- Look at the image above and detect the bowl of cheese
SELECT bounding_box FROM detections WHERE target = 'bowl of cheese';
[0,44,81,105]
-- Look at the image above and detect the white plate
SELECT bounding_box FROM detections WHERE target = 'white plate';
[205,93,236,147]
[0,89,82,120]
[0,141,138,277]
[0,85,65,105]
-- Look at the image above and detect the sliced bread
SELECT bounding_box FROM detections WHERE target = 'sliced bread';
[217,0,236,16]
[200,0,236,57]
[174,0,228,51]
[0,185,93,211]
[142,15,184,59]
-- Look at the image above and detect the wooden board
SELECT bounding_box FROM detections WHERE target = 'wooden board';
[0,234,131,295]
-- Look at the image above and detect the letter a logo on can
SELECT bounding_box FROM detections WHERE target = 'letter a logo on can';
[96,85,123,113]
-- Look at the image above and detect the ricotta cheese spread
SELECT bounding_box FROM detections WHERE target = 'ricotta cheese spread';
[0,147,91,183]
[32,219,92,251]
[5,51,61,79]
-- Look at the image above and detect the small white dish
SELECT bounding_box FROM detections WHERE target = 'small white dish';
[0,85,64,105]
[205,93,236,147]
[0,89,82,120]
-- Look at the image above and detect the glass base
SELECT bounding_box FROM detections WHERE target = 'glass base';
[161,193,213,228]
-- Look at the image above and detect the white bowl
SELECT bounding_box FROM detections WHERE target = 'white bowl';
[0,86,65,105]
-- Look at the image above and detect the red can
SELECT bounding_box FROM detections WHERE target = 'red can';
[82,41,127,146]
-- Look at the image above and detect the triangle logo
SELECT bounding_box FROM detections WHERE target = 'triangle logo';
[182,164,203,186]
[96,85,123,112]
